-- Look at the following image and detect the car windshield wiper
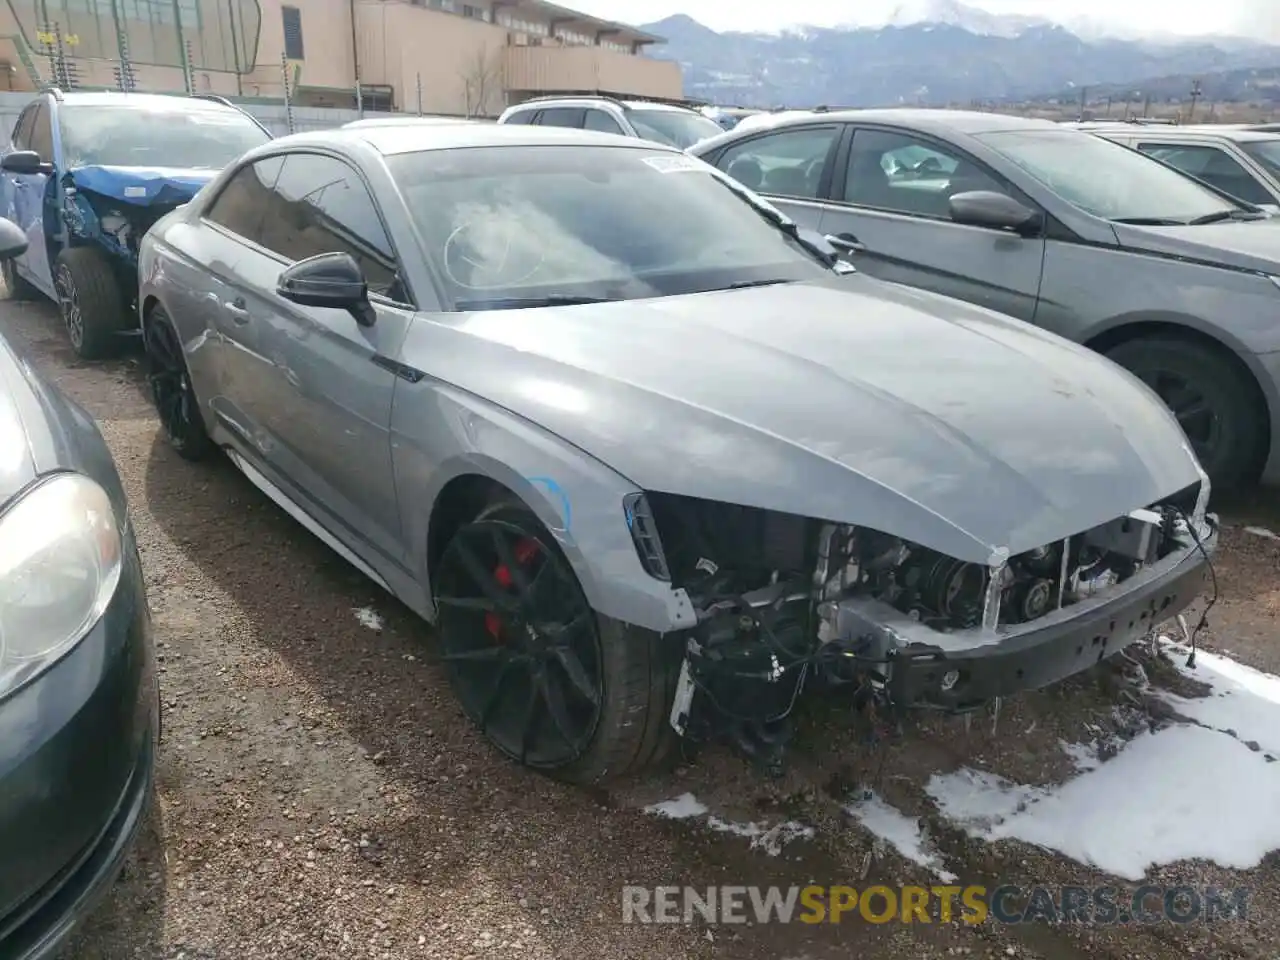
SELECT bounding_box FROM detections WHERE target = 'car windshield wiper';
[453,295,618,311]
[1110,217,1187,226]
[725,278,798,290]
[1187,209,1269,225]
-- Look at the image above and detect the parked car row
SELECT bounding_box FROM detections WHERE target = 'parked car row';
[0,96,1229,954]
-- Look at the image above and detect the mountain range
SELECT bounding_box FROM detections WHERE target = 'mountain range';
[638,1,1280,109]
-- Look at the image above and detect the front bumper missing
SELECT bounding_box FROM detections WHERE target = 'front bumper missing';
[826,522,1217,712]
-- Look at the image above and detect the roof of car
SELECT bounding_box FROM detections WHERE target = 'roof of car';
[1148,126,1280,143]
[506,97,699,114]
[53,91,245,113]
[342,116,479,128]
[265,122,681,157]
[727,108,1060,136]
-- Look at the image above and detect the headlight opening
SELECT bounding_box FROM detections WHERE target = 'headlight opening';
[0,473,122,694]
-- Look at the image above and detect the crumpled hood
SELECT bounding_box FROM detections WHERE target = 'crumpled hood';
[419,278,1204,563]
[1112,216,1280,275]
[67,165,217,207]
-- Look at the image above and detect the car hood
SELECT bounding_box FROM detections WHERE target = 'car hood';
[1112,216,1280,274]
[419,278,1204,564]
[0,342,36,505]
[67,164,217,207]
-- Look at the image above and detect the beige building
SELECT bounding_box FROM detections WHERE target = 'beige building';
[0,0,683,114]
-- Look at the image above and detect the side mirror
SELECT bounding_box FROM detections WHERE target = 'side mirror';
[949,190,1042,235]
[0,218,27,261]
[277,252,375,326]
[1,150,53,176]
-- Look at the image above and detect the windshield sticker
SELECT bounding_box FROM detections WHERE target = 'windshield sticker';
[641,155,703,174]
[124,186,148,198]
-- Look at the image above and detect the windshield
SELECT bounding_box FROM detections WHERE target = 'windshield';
[627,109,724,149]
[976,129,1240,224]
[387,145,832,310]
[1242,139,1280,179]
[59,104,270,169]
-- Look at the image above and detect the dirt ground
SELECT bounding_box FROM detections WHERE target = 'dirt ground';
[3,295,1276,960]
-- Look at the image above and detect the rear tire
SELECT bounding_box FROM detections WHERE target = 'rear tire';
[433,499,680,784]
[1105,336,1265,492]
[54,247,127,360]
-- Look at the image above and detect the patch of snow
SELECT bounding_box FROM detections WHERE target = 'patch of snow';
[641,794,812,856]
[1059,739,1101,772]
[1243,525,1279,541]
[706,816,815,856]
[1158,645,1280,755]
[352,606,384,632]
[927,646,1280,881]
[845,793,957,882]
[643,793,707,819]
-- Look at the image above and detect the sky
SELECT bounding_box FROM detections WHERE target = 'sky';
[564,0,1279,41]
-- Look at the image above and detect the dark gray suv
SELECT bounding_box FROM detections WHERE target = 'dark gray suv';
[690,109,1280,491]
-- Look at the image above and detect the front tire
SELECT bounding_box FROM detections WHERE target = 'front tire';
[54,247,127,360]
[1106,336,1265,492]
[433,500,679,784]
[143,305,214,461]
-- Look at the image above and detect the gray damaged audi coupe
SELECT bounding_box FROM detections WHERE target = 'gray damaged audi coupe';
[136,124,1217,783]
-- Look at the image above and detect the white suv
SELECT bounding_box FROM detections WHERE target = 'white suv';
[496,96,724,149]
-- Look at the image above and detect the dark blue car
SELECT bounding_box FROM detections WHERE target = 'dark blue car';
[0,89,271,359]
[0,216,158,958]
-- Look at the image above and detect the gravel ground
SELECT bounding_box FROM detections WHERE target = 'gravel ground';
[4,295,1277,960]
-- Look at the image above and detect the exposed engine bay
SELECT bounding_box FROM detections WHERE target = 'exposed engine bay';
[628,485,1214,770]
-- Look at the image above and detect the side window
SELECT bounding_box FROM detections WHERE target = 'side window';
[583,109,625,135]
[27,103,52,160]
[205,156,286,244]
[1137,142,1274,207]
[843,128,1005,220]
[259,153,403,302]
[503,110,536,125]
[713,125,839,199]
[536,107,585,129]
[10,105,35,150]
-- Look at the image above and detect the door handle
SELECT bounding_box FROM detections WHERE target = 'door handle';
[223,298,250,324]
[827,232,866,254]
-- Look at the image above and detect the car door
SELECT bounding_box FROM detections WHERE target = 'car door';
[819,125,1046,322]
[5,102,54,297]
[1133,140,1280,209]
[185,154,286,437]
[704,123,842,231]
[229,151,412,567]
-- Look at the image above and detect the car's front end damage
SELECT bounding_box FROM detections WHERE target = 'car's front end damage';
[61,165,213,269]
[624,476,1216,761]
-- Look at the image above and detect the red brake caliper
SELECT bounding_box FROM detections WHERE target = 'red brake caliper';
[484,537,541,640]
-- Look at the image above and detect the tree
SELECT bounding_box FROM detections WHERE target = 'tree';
[460,46,504,118]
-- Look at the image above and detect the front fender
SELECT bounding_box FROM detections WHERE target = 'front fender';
[392,382,697,634]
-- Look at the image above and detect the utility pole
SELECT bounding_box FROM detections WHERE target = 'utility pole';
[1078,85,1088,120]
[416,72,423,116]
[1188,78,1202,122]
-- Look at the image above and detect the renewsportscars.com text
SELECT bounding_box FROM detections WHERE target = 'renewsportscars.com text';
[622,884,1249,926]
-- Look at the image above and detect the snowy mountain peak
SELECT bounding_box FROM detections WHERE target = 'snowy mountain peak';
[840,0,1051,38]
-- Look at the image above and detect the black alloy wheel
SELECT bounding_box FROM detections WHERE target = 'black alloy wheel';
[434,506,604,772]
[1106,336,1265,492]
[143,309,213,461]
